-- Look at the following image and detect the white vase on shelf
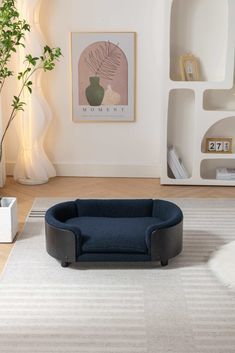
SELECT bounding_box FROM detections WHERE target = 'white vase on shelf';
[14,0,56,185]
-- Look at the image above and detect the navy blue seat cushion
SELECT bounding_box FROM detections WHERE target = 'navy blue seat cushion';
[65,216,160,254]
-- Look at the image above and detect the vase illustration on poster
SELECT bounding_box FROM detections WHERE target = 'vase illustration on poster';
[79,41,128,107]
[85,77,104,106]
[103,85,121,105]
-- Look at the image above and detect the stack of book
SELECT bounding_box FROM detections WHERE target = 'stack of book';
[216,168,235,180]
[167,146,189,179]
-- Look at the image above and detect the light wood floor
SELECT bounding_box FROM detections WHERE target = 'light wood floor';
[0,176,235,273]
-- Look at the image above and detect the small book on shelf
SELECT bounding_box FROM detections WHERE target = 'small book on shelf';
[216,168,235,180]
[167,146,189,179]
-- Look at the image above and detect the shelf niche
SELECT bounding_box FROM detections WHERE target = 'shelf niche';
[201,159,235,180]
[170,0,228,82]
[204,88,235,111]
[167,89,195,178]
[201,116,235,153]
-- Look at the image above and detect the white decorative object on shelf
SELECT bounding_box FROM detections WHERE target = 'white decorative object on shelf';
[0,197,18,243]
[161,0,235,186]
[167,146,189,179]
[14,0,56,185]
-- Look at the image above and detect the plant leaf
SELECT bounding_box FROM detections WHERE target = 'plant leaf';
[85,41,121,80]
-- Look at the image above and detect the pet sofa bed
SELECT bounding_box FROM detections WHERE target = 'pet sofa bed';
[45,199,183,267]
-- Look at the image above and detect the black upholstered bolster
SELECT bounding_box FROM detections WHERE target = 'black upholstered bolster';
[150,221,183,261]
[145,216,183,250]
[45,202,82,254]
[145,220,177,249]
[145,200,183,251]
[45,222,77,262]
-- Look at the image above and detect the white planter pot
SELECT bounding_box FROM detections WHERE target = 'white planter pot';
[0,198,18,243]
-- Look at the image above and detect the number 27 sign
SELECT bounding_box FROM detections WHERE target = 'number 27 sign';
[206,138,232,153]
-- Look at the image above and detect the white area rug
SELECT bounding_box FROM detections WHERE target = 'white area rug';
[209,240,235,290]
[1,198,235,353]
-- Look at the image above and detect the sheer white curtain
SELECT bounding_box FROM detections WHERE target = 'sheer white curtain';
[0,0,6,187]
[0,98,6,187]
[14,0,56,185]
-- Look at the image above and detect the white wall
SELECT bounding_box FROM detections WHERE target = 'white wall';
[6,0,166,177]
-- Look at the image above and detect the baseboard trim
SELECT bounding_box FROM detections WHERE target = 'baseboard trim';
[6,163,160,178]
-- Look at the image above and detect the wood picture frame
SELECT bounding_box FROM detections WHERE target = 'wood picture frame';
[180,54,200,81]
[205,138,233,154]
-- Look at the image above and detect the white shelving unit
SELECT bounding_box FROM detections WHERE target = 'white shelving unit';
[161,0,235,186]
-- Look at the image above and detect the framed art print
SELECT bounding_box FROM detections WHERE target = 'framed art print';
[71,32,136,122]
